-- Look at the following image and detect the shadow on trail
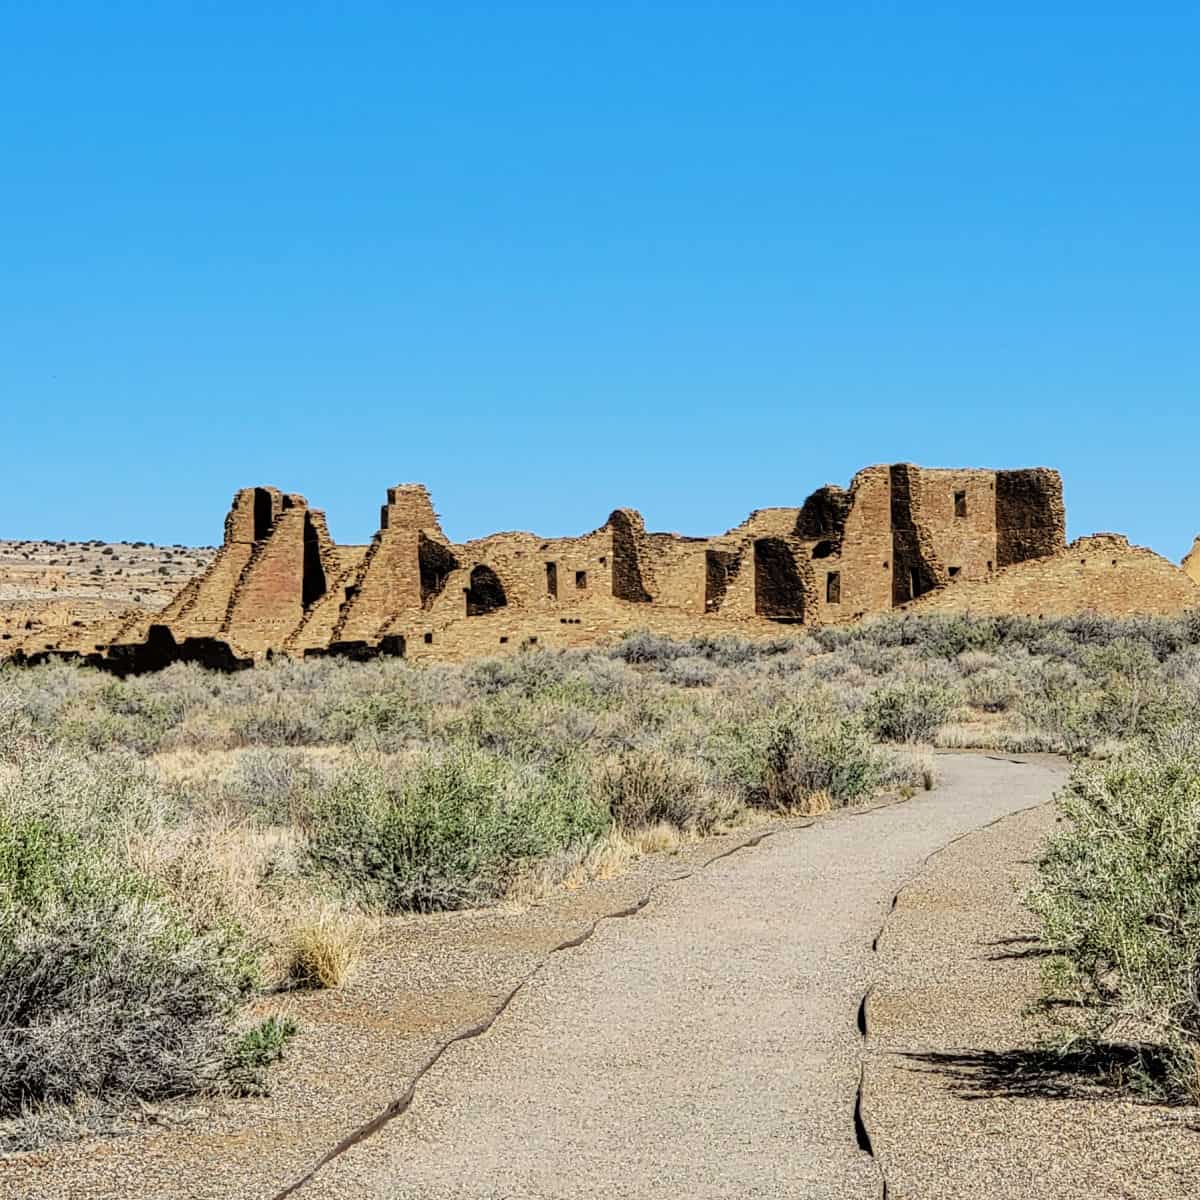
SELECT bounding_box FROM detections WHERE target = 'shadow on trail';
[899,1042,1193,1105]
[980,935,1056,961]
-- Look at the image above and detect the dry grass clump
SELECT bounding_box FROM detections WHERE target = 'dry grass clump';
[283,908,368,990]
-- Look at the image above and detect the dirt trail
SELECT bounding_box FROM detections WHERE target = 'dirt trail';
[865,794,1200,1198]
[273,753,1063,1199]
[9,753,1115,1200]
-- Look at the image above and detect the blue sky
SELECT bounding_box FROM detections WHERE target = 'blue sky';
[3,3,1197,556]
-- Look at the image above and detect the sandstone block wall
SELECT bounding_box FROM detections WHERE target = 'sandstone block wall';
[905,534,1200,618]
[1182,537,1200,587]
[9,462,1190,672]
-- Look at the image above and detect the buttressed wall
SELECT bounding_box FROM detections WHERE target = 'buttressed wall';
[8,463,1196,672]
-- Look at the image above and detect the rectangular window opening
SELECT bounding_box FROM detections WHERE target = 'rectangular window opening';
[826,571,841,604]
[545,561,558,599]
[499,636,508,644]
[954,490,967,518]
[575,570,587,589]
[423,632,433,645]
[948,566,961,578]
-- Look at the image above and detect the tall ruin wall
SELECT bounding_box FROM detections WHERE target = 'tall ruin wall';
[7,462,1192,672]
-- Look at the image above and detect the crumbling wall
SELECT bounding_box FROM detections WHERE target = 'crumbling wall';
[117,486,278,646]
[907,534,1200,618]
[465,565,507,616]
[914,468,998,584]
[333,485,440,643]
[282,547,368,655]
[9,462,1173,671]
[704,548,742,613]
[806,466,892,622]
[753,537,810,621]
[608,509,654,603]
[642,535,708,614]
[996,468,1066,567]
[795,485,851,543]
[224,496,317,652]
[889,464,945,606]
[419,533,459,608]
[1183,537,1200,586]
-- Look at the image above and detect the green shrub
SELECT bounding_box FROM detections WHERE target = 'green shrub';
[703,691,884,811]
[763,709,884,810]
[1081,639,1186,742]
[599,749,733,832]
[446,692,606,762]
[611,631,690,664]
[227,1015,298,1093]
[221,748,326,825]
[321,692,429,747]
[0,795,260,1113]
[1016,661,1102,754]
[661,656,717,688]
[965,667,1019,713]
[1029,745,1200,1102]
[303,749,610,912]
[955,649,1001,676]
[230,698,325,746]
[862,679,958,743]
[846,640,907,676]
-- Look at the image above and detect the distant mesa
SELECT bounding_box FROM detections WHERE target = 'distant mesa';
[5,465,1198,674]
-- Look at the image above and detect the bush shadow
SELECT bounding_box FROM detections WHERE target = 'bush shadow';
[899,1042,1188,1104]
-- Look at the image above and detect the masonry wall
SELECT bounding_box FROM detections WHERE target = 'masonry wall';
[906,535,1200,618]
[996,468,1066,566]
[14,462,1178,672]
[914,468,998,582]
[1183,537,1200,587]
[811,466,892,623]
[224,499,313,652]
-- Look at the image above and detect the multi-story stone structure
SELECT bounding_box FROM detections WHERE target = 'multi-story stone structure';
[6,463,1197,673]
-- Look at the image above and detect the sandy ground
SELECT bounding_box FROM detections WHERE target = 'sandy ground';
[0,818,803,1200]
[865,789,1200,1198]
[5,752,1193,1199]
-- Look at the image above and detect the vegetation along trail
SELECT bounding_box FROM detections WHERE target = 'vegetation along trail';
[273,753,1062,1199]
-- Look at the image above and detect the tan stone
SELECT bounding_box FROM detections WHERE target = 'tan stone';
[11,463,1193,672]
[905,533,1200,619]
[1182,536,1200,586]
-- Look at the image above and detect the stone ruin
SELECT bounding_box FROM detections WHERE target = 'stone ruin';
[6,463,1199,674]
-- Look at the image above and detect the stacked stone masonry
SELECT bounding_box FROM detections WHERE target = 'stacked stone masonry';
[7,463,1199,673]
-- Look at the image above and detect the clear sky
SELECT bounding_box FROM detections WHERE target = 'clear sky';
[3,3,1197,557]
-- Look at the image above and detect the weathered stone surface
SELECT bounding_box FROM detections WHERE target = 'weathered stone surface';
[1182,536,1200,586]
[7,463,1192,673]
[906,533,1200,618]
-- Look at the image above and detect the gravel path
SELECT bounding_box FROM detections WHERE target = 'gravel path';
[865,793,1200,1198]
[274,753,1063,1200]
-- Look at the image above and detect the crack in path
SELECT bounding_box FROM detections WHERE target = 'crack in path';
[270,821,814,1199]
[855,761,1059,1200]
[267,756,1057,1200]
